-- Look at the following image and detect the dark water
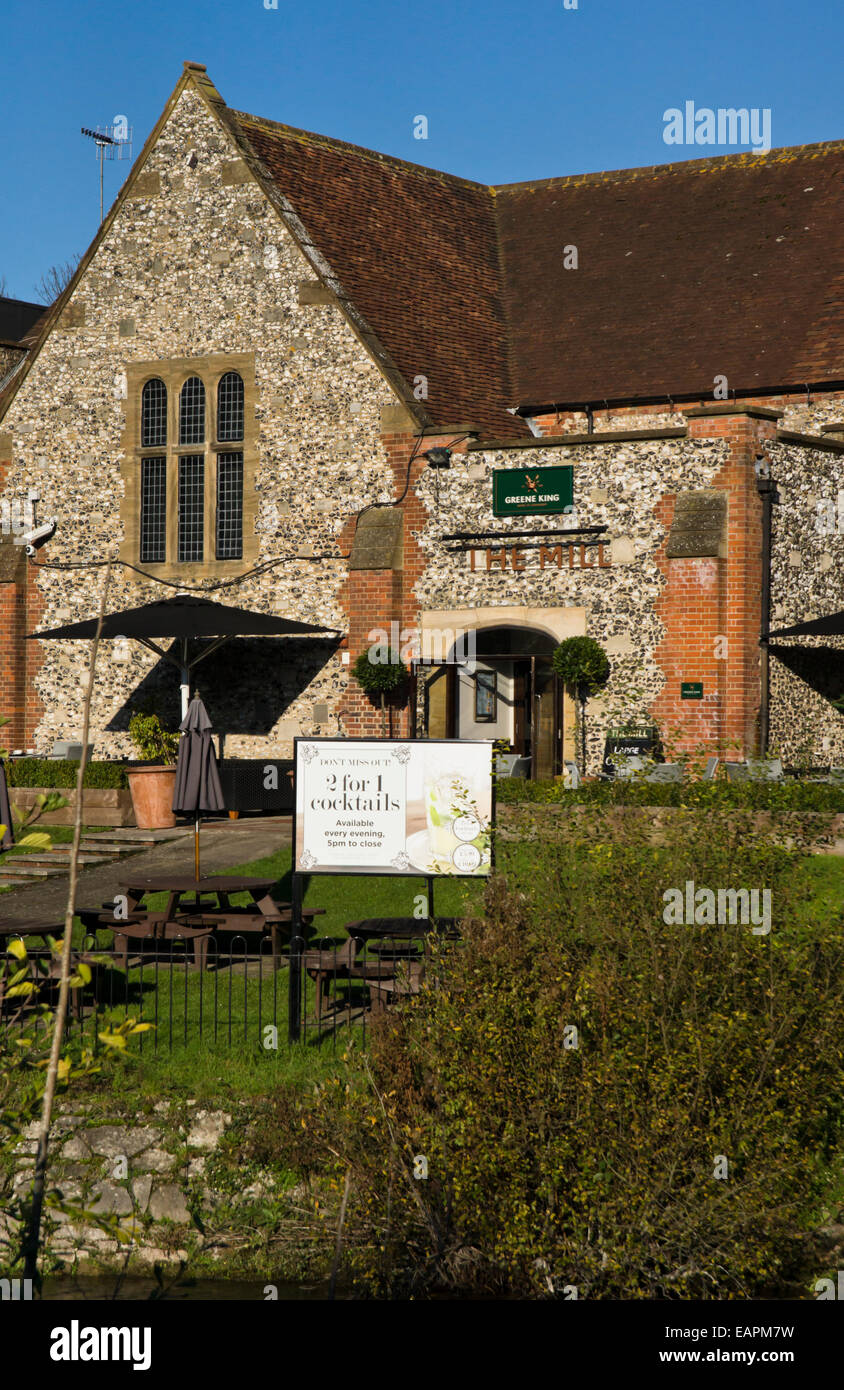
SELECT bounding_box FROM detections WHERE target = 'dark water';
[40,1276,341,1301]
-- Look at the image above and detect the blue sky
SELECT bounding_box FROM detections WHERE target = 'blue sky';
[2,0,842,302]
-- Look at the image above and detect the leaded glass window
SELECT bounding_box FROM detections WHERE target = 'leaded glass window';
[217,372,244,442]
[178,455,204,562]
[140,457,166,562]
[216,452,243,560]
[179,376,206,445]
[141,379,167,448]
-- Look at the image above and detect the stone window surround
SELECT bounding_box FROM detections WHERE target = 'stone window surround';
[120,352,258,582]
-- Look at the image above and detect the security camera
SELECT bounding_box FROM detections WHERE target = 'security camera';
[23,519,57,555]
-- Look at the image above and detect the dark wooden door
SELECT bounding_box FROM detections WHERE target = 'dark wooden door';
[533,661,562,779]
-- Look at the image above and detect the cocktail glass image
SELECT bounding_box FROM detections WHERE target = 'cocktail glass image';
[425,771,484,863]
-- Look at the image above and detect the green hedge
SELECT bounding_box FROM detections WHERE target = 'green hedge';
[5,758,129,790]
[496,777,844,812]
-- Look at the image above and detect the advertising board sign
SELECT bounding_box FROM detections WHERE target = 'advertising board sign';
[294,738,493,876]
[602,725,661,779]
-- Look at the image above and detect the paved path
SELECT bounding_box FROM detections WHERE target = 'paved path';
[0,817,293,929]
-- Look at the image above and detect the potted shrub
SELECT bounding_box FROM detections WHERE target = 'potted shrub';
[352,649,409,737]
[551,636,610,776]
[127,711,180,829]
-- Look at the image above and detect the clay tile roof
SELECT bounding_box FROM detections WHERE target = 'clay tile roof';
[229,112,527,439]
[233,107,844,426]
[494,142,844,408]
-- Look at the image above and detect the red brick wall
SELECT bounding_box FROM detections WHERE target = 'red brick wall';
[530,386,844,435]
[0,457,46,751]
[651,413,776,757]
[337,431,469,739]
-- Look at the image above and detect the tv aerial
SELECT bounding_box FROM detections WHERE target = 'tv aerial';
[81,119,133,225]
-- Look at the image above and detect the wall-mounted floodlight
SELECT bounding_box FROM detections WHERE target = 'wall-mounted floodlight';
[424,448,452,469]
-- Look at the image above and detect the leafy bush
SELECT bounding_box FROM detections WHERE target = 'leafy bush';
[289,809,844,1298]
[551,635,610,694]
[6,759,129,790]
[496,777,844,812]
[352,650,409,735]
[128,712,179,765]
[0,939,151,1274]
[551,637,610,773]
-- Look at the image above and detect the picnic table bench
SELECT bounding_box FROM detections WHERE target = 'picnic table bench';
[77,875,325,969]
[296,937,421,1021]
[0,921,108,1019]
[342,916,459,945]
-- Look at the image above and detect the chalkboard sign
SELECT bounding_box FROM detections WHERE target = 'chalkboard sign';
[602,725,661,779]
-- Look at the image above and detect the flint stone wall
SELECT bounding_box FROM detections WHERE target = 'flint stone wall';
[0,85,395,758]
[413,436,728,773]
[768,437,844,765]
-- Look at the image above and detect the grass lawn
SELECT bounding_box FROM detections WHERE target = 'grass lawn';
[50,844,483,1102]
[6,829,843,1104]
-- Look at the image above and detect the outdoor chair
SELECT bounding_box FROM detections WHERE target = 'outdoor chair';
[746,758,784,781]
[495,755,530,779]
[702,756,719,781]
[645,762,683,783]
[563,759,581,789]
[725,762,749,783]
[613,754,647,781]
[48,741,93,761]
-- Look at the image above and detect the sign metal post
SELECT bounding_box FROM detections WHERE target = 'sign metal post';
[288,871,303,1043]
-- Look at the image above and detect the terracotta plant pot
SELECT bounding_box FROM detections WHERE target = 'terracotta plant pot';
[127,764,178,830]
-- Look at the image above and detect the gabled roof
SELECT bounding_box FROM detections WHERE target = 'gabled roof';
[3,63,843,441]
[230,112,520,438]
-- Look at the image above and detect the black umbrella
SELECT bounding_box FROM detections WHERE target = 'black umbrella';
[172,695,225,880]
[28,595,340,721]
[0,760,14,852]
[765,609,844,640]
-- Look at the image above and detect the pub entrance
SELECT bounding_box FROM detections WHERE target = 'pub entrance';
[422,625,563,779]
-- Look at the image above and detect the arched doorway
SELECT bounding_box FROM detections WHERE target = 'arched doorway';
[422,625,563,779]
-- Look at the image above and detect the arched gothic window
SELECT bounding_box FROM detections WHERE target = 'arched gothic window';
[140,378,167,447]
[217,371,244,442]
[179,376,206,444]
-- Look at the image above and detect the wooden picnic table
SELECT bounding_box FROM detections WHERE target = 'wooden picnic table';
[81,875,325,969]
[296,938,416,1022]
[119,875,282,922]
[344,916,459,945]
[0,920,74,950]
[0,921,107,1019]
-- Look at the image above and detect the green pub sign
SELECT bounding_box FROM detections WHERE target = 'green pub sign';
[680,681,704,700]
[492,465,574,518]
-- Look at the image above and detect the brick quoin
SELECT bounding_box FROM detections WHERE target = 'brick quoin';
[337,431,466,740]
[0,458,47,750]
[651,413,774,758]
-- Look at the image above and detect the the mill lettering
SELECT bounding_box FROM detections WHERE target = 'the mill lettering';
[469,542,611,572]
